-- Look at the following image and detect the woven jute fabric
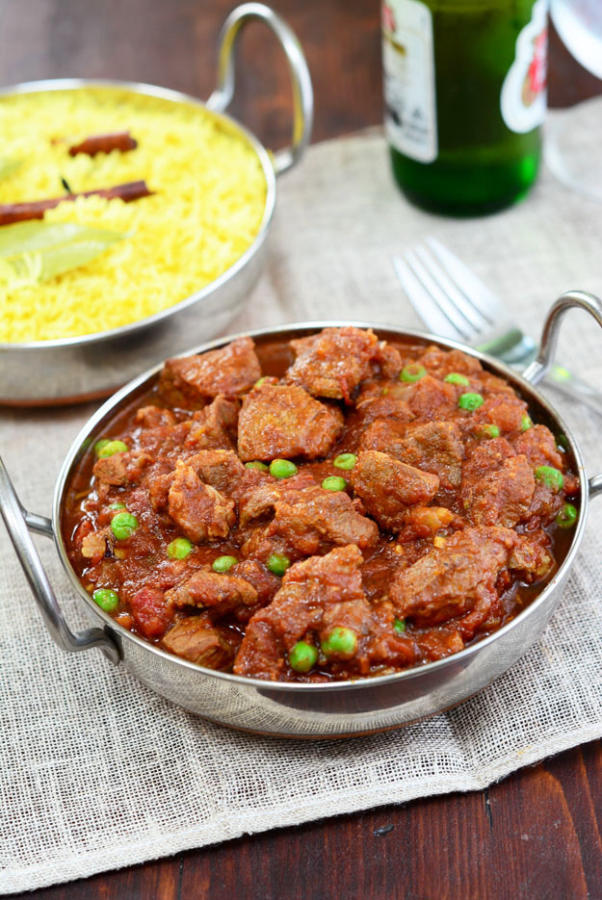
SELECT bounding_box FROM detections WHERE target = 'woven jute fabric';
[1,108,601,893]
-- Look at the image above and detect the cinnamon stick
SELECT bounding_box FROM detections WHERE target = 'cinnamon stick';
[0,180,153,225]
[68,131,138,157]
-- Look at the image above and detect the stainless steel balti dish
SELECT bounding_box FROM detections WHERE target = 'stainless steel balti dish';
[0,3,313,406]
[1,291,600,739]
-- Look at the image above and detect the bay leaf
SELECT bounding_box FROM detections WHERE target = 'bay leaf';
[0,221,124,284]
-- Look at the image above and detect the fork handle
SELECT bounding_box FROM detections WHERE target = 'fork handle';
[523,290,602,415]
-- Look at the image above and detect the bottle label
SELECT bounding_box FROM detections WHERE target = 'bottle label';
[500,0,548,134]
[382,0,437,163]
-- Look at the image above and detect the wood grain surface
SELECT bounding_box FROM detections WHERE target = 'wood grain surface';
[1,1,600,897]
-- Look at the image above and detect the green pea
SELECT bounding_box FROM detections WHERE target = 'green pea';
[245,460,269,471]
[109,501,126,510]
[269,459,298,479]
[322,476,347,492]
[400,363,426,383]
[168,537,193,559]
[535,465,564,491]
[444,372,470,386]
[333,453,357,470]
[212,555,238,573]
[254,376,267,387]
[521,414,533,432]
[288,641,318,673]
[97,439,128,458]
[321,626,358,659]
[556,503,577,528]
[394,618,406,634]
[94,438,111,456]
[267,553,290,576]
[479,424,500,439]
[458,392,484,411]
[110,511,138,540]
[92,588,119,612]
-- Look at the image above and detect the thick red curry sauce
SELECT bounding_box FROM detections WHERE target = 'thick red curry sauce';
[62,327,579,682]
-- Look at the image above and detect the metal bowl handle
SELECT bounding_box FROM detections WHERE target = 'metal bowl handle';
[206,2,313,175]
[0,456,121,664]
[523,290,602,501]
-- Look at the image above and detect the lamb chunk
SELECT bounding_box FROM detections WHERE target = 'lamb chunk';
[360,418,408,455]
[400,374,457,418]
[285,327,397,403]
[130,586,172,639]
[162,614,235,668]
[387,420,465,489]
[93,450,153,486]
[390,526,517,635]
[240,477,378,560]
[238,383,343,461]
[167,462,235,542]
[183,395,239,452]
[355,386,414,426]
[477,372,518,396]
[264,482,379,557]
[350,451,439,530]
[514,424,564,470]
[462,437,515,485]
[466,455,535,528]
[136,420,192,458]
[234,545,417,680]
[363,601,420,670]
[509,532,554,582]
[232,560,282,608]
[185,449,245,494]
[165,568,258,617]
[415,345,483,380]
[159,336,261,405]
[134,406,176,428]
[238,471,316,526]
[378,342,403,379]
[148,469,175,511]
[357,396,414,426]
[528,482,567,523]
[470,392,528,434]
[416,629,465,662]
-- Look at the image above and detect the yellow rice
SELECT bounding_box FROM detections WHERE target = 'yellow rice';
[0,87,267,342]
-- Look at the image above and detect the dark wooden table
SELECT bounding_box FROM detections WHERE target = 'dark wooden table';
[2,2,600,897]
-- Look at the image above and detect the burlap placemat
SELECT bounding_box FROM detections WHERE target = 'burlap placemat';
[1,109,601,893]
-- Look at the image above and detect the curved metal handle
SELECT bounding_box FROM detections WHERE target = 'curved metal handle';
[523,290,602,386]
[0,456,121,664]
[206,2,313,174]
[523,290,602,504]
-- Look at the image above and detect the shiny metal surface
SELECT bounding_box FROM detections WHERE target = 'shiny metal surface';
[2,308,601,738]
[0,457,120,663]
[207,3,313,175]
[0,4,313,406]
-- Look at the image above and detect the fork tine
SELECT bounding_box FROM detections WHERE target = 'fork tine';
[393,255,473,342]
[402,248,477,341]
[413,244,490,333]
[426,237,505,325]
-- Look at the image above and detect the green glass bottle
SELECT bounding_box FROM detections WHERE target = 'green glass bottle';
[382,0,548,216]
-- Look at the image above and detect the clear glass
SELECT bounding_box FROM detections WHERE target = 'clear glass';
[546,0,602,200]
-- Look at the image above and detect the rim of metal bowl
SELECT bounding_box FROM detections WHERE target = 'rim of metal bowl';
[0,78,276,350]
[52,320,589,693]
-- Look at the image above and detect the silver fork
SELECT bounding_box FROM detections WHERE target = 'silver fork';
[393,237,602,416]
